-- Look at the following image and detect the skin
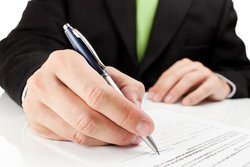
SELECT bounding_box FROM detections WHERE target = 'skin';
[148,58,231,105]
[23,51,230,146]
[22,49,154,146]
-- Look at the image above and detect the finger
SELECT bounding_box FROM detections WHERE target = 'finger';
[36,75,142,145]
[148,59,203,102]
[29,121,66,141]
[148,58,192,96]
[32,103,107,146]
[23,85,64,140]
[182,77,214,105]
[45,50,154,137]
[84,86,154,137]
[163,70,208,104]
[23,95,107,145]
[106,66,145,107]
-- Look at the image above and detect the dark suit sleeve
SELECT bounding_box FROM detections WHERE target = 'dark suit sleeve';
[211,0,250,98]
[0,0,68,106]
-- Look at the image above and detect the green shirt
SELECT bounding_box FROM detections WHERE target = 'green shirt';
[136,0,159,62]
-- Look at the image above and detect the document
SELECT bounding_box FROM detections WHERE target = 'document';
[23,102,250,167]
[122,110,250,167]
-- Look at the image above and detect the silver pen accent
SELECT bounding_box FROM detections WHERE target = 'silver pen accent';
[64,23,160,155]
[103,73,160,155]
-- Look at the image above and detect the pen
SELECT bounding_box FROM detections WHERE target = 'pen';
[63,23,160,155]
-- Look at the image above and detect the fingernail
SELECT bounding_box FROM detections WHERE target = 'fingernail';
[136,121,152,137]
[131,136,142,145]
[148,92,154,99]
[164,95,173,103]
[152,94,162,102]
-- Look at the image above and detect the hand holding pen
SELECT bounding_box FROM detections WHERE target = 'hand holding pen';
[63,23,159,154]
[22,25,157,152]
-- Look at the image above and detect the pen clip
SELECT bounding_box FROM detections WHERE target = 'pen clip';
[72,28,106,69]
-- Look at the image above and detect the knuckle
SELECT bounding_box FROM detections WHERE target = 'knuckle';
[184,74,195,83]
[47,49,87,75]
[87,86,108,110]
[73,132,88,145]
[171,71,180,79]
[63,49,76,54]
[203,69,213,76]
[181,58,191,64]
[136,81,145,92]
[193,61,203,68]
[27,71,42,90]
[48,50,71,69]
[161,70,169,78]
[75,114,97,135]
[118,108,131,127]
[48,50,62,63]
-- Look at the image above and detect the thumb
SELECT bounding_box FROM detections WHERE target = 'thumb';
[106,67,145,108]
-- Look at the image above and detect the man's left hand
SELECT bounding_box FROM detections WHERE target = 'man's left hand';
[148,58,231,105]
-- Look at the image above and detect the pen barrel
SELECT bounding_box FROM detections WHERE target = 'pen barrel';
[102,73,123,95]
[64,28,105,75]
[103,73,159,154]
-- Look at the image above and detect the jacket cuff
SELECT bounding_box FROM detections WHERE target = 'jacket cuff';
[215,71,249,98]
[21,84,28,104]
[215,73,236,98]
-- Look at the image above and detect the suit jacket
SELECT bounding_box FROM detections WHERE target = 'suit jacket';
[0,0,250,106]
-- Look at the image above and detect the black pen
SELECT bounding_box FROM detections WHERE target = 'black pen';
[63,23,160,155]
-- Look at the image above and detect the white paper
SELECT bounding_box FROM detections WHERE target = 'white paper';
[22,103,250,167]
[121,108,250,167]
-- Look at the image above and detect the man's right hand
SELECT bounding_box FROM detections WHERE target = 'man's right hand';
[22,50,154,146]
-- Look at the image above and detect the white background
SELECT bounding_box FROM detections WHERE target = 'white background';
[0,0,250,95]
[0,1,249,166]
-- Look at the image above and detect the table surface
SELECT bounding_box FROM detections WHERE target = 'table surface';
[1,92,250,167]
